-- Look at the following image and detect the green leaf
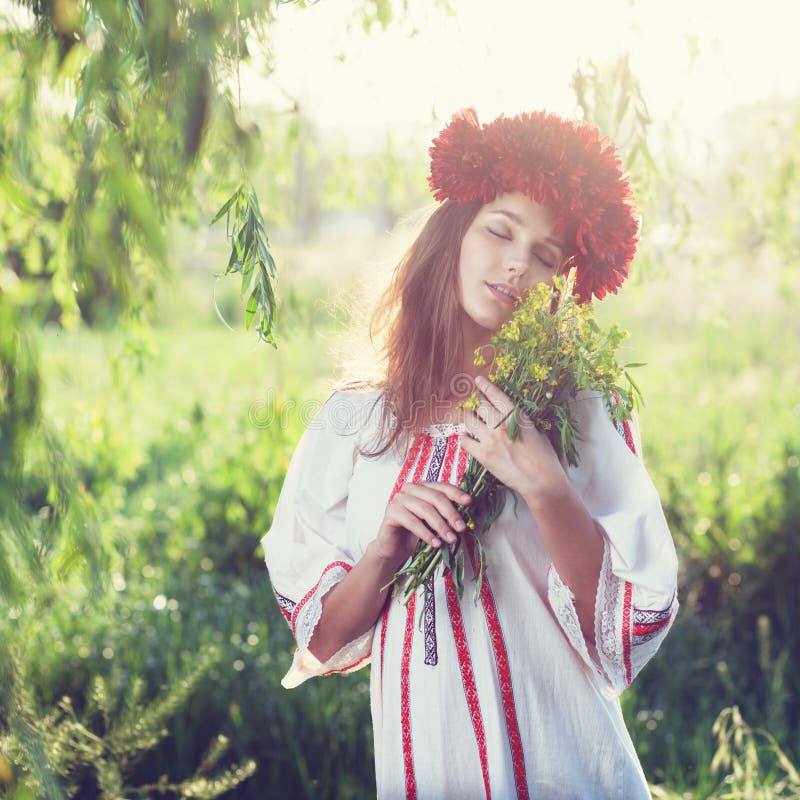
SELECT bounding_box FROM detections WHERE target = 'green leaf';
[213,184,279,344]
[244,291,258,330]
[210,186,243,226]
[240,254,256,293]
[108,163,166,263]
[440,544,452,573]
[625,370,643,402]
[521,399,540,415]
[129,0,145,28]
[0,172,39,215]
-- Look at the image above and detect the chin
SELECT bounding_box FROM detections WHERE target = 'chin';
[480,316,507,335]
[462,306,510,338]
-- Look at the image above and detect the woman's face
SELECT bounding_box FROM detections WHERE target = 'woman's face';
[457,191,563,339]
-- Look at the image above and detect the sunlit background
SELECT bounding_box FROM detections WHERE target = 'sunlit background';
[256,0,797,153]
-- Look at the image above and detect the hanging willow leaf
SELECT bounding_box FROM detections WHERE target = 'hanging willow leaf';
[211,183,278,346]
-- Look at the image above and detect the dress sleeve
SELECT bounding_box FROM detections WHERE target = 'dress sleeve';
[546,391,679,698]
[261,390,377,689]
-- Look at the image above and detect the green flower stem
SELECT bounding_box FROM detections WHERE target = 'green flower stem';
[418,548,443,584]
[401,547,443,604]
[470,465,489,497]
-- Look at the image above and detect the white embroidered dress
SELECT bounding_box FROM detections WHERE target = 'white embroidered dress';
[262,389,679,800]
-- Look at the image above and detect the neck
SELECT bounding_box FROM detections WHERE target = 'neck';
[457,321,494,386]
[417,322,495,428]
[430,329,492,419]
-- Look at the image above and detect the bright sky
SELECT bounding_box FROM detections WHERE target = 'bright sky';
[249,0,798,150]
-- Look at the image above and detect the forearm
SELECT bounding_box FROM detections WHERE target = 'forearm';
[522,473,604,643]
[307,541,403,663]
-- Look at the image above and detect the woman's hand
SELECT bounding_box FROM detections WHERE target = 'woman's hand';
[372,482,472,566]
[461,375,568,505]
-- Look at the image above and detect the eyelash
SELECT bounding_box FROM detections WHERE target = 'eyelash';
[487,228,555,269]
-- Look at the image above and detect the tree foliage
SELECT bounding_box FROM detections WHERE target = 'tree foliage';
[571,54,697,280]
[1,0,279,327]
[0,1,409,796]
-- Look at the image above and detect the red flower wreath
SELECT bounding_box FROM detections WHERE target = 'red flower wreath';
[428,108,640,303]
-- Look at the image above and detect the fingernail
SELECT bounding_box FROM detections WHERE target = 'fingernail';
[432,537,441,547]
[446,532,457,543]
[455,519,466,531]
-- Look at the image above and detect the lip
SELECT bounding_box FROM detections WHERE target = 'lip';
[486,282,520,305]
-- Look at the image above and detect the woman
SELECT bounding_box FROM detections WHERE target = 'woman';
[262,109,679,799]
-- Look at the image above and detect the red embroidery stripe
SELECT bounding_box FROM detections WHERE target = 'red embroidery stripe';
[380,602,391,692]
[380,433,435,707]
[622,581,633,685]
[455,444,468,485]
[322,652,370,676]
[621,417,636,455]
[442,433,459,484]
[390,433,425,501]
[611,389,636,455]
[467,543,528,799]
[401,594,417,800]
[291,561,352,637]
[445,573,491,800]
[633,619,671,636]
[411,435,434,484]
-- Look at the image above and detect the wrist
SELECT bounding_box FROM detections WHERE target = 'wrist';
[521,469,573,514]
[366,538,409,573]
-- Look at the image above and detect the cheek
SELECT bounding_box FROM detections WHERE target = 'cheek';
[525,264,557,290]
[456,244,477,295]
[456,270,466,308]
[458,239,487,286]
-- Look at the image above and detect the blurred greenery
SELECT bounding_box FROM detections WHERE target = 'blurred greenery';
[0,0,433,796]
[2,0,800,797]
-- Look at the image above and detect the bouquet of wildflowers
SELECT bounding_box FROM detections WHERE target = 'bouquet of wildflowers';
[386,271,642,605]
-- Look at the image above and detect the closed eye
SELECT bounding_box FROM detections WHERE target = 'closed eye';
[535,253,556,270]
[488,224,559,268]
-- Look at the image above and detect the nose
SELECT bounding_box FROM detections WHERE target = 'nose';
[505,256,528,277]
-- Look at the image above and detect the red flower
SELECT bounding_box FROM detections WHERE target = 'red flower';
[428,109,497,204]
[428,108,639,303]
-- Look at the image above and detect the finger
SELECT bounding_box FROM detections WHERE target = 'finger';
[391,506,448,548]
[475,375,514,415]
[398,496,460,543]
[414,487,469,532]
[458,430,483,462]
[472,400,489,424]
[410,481,472,506]
[473,399,505,430]
[462,408,485,440]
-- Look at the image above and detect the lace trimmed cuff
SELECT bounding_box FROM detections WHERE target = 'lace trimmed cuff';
[548,536,677,698]
[547,540,618,698]
[280,561,374,689]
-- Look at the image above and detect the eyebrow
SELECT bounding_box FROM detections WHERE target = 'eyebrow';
[489,209,564,252]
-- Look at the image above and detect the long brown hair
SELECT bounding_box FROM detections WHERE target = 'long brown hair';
[356,198,482,457]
